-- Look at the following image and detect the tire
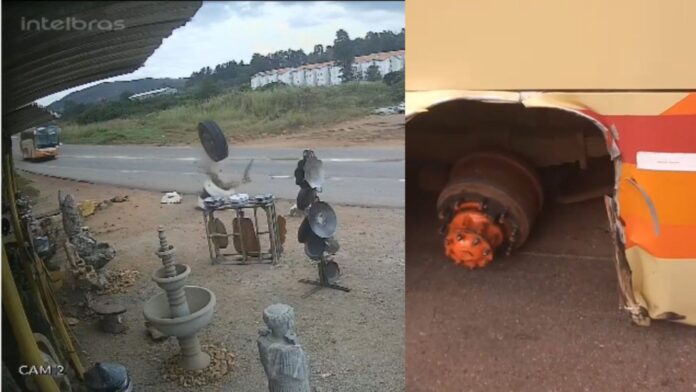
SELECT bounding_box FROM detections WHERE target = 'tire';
[197,120,229,162]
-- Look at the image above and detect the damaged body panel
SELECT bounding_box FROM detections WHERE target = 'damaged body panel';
[407,90,696,326]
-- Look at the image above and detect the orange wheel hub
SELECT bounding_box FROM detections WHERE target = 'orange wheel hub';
[438,151,544,268]
[444,201,504,269]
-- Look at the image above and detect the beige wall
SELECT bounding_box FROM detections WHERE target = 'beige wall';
[406,0,696,91]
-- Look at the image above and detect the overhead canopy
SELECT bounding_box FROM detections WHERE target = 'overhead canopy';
[2,1,202,135]
[3,105,57,137]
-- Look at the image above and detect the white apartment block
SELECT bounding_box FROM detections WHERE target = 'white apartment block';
[291,68,306,86]
[250,50,404,89]
[353,50,405,80]
[329,65,342,85]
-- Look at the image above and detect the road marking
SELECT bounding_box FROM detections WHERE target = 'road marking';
[16,163,404,183]
[58,154,402,163]
[201,156,403,163]
[60,154,175,160]
[268,174,402,182]
[323,158,403,162]
[63,154,166,160]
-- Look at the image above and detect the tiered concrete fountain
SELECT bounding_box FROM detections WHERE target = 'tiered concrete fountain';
[143,226,216,370]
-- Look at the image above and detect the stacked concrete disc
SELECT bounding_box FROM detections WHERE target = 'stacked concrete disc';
[295,150,341,284]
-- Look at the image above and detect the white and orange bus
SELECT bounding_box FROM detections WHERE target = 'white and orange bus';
[20,125,60,160]
[406,0,696,326]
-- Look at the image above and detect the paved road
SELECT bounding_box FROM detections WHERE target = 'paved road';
[13,143,404,208]
[406,186,696,392]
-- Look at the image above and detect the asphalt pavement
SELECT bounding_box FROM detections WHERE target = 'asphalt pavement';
[406,186,696,392]
[13,143,404,208]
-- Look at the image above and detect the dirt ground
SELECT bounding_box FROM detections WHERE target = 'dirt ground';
[406,185,696,392]
[25,172,404,391]
[237,114,404,148]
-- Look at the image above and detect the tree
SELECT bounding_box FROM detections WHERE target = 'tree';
[383,70,404,86]
[333,29,355,82]
[383,70,404,101]
[250,53,268,73]
[183,28,405,90]
[61,100,88,119]
[120,90,133,101]
[365,64,382,82]
[196,79,220,100]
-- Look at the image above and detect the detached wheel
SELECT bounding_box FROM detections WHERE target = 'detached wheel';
[197,120,228,162]
[437,151,544,268]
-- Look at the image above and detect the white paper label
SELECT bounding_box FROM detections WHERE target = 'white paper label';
[636,152,696,172]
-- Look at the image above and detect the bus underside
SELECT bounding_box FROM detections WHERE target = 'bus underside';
[406,91,696,326]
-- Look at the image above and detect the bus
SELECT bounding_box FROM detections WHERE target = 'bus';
[20,125,61,160]
[406,0,696,326]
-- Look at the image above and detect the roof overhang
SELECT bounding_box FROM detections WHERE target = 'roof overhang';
[2,1,202,135]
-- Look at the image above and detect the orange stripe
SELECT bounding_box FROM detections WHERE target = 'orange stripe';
[618,163,696,225]
[623,216,696,258]
[661,93,696,116]
[618,162,696,258]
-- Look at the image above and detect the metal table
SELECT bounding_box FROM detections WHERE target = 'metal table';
[202,197,282,265]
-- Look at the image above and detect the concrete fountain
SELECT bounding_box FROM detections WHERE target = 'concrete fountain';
[143,226,216,370]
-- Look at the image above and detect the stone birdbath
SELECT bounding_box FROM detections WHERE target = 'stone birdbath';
[143,227,216,370]
[90,298,127,334]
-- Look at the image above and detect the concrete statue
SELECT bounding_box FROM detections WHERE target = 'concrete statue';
[257,304,310,392]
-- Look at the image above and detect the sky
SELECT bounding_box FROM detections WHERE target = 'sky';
[36,1,404,106]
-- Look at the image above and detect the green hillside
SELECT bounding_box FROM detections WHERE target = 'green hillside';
[48,78,187,112]
[59,82,402,145]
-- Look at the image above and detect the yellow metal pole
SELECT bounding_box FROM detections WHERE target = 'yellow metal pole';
[4,155,24,244]
[3,154,50,321]
[3,151,85,378]
[30,250,86,378]
[6,152,17,194]
[2,248,61,392]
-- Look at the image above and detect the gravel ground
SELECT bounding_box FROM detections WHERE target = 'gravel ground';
[26,172,405,392]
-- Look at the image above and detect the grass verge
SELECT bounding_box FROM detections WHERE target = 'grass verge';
[60,83,401,145]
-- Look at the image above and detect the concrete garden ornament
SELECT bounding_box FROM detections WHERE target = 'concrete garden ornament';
[143,226,216,370]
[257,304,311,392]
